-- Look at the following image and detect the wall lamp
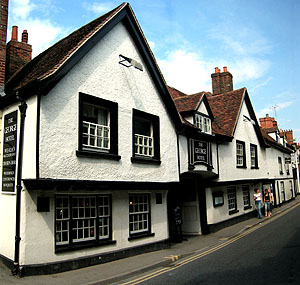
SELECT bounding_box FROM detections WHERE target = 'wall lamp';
[119,54,143,71]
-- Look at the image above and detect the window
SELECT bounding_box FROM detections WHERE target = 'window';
[250,144,258,169]
[290,180,293,197]
[236,140,246,168]
[280,181,285,202]
[227,187,238,214]
[77,93,120,160]
[132,109,160,164]
[195,114,211,134]
[278,157,283,174]
[285,158,290,175]
[55,195,113,251]
[242,185,251,209]
[129,194,151,237]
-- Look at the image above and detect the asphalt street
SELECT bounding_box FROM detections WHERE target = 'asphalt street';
[128,204,300,284]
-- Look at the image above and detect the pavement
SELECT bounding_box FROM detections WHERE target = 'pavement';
[1,196,300,285]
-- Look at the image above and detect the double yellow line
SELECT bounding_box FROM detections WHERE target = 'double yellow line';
[121,203,300,285]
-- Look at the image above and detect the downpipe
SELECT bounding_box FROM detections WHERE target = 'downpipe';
[12,93,27,276]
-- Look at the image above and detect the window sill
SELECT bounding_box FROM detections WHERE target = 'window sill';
[76,150,121,161]
[55,239,116,253]
[251,166,259,169]
[236,166,247,169]
[131,156,161,165]
[128,232,155,241]
[229,209,239,215]
[244,205,252,210]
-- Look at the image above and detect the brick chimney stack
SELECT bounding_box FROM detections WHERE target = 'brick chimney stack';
[283,129,294,145]
[5,25,32,81]
[259,114,278,129]
[0,0,9,86]
[211,66,233,95]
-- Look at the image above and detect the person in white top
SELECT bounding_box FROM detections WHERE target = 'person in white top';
[253,188,263,219]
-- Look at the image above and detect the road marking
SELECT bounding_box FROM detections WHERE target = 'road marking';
[120,203,300,285]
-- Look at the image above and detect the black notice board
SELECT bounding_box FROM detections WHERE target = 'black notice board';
[193,140,208,164]
[2,111,18,193]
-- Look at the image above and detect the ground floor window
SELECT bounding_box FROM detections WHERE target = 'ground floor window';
[280,181,285,202]
[242,185,251,209]
[55,195,111,248]
[129,194,151,236]
[227,187,237,214]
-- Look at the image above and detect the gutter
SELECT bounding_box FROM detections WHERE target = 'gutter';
[12,93,27,276]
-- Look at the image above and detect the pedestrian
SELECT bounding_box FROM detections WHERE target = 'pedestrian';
[254,188,263,219]
[264,188,272,217]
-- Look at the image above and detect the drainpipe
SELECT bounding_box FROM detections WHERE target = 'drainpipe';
[12,92,27,276]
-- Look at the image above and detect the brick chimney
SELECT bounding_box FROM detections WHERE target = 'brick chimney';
[211,66,233,95]
[5,26,32,81]
[283,130,294,145]
[0,0,9,86]
[259,114,278,129]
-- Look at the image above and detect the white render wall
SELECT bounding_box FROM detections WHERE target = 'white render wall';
[206,183,261,225]
[38,22,178,183]
[20,189,168,265]
[218,101,267,181]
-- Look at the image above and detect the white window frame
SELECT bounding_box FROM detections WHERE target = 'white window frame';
[98,195,110,240]
[242,185,250,207]
[227,187,237,213]
[129,194,150,235]
[134,121,154,157]
[72,196,97,243]
[250,144,257,168]
[55,195,111,247]
[82,104,110,151]
[236,142,245,167]
[55,196,70,245]
[195,114,211,134]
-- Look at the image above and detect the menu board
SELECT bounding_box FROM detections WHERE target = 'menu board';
[2,111,18,193]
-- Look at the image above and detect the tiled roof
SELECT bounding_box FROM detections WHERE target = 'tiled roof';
[263,126,279,133]
[5,2,127,92]
[207,88,246,137]
[173,93,205,113]
[168,86,187,99]
[261,127,292,153]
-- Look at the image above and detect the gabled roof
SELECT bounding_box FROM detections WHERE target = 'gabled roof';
[1,2,182,131]
[261,127,293,154]
[207,88,246,137]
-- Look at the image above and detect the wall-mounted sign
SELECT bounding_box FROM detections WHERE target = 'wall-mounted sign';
[190,139,209,165]
[2,111,18,193]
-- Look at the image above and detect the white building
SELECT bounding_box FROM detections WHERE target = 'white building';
[0,2,182,276]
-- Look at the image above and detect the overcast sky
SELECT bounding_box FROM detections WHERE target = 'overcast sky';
[7,0,300,142]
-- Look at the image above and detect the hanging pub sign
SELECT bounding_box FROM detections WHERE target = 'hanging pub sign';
[190,139,209,164]
[2,111,18,193]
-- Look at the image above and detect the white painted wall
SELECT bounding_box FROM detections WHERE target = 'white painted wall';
[38,22,178,183]
[206,183,260,225]
[20,189,168,265]
[218,101,267,181]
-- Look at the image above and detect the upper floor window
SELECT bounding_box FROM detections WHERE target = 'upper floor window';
[278,157,283,174]
[250,144,258,169]
[77,93,120,160]
[195,114,211,134]
[285,158,290,175]
[236,140,246,168]
[132,109,160,164]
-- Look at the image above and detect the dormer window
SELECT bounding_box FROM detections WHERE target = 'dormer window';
[195,114,211,134]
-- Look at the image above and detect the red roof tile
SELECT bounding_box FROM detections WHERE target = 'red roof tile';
[207,88,246,137]
[6,2,127,92]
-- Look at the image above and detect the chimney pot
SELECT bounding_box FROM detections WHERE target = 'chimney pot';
[223,66,227,72]
[12,26,18,41]
[215,67,219,73]
[22,30,28,43]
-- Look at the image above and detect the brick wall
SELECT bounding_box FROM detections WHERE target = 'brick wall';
[211,66,233,95]
[0,0,9,86]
